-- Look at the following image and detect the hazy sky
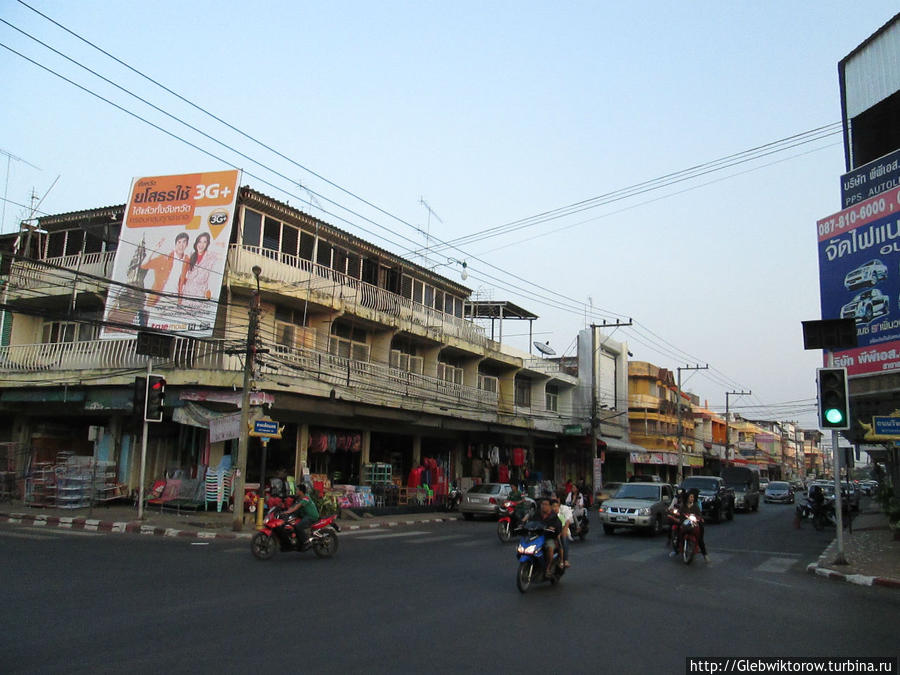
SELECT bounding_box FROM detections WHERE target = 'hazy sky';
[2,1,898,428]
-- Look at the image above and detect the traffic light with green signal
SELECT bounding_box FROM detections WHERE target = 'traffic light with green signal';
[817,367,849,430]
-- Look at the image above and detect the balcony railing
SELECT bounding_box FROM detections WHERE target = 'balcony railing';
[0,337,499,410]
[229,245,487,348]
[8,251,116,291]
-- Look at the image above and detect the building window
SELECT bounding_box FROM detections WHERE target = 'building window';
[242,209,262,247]
[546,384,559,412]
[329,322,369,361]
[262,217,281,252]
[515,379,531,408]
[41,321,97,343]
[281,224,298,259]
[299,232,314,261]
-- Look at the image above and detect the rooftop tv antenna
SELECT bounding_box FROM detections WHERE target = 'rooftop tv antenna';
[418,197,443,268]
[1,148,41,234]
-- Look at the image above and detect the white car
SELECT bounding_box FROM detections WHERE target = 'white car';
[840,288,889,324]
[844,259,887,290]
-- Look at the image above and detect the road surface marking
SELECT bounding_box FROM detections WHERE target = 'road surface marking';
[408,534,468,544]
[716,548,801,557]
[754,557,797,573]
[357,530,431,540]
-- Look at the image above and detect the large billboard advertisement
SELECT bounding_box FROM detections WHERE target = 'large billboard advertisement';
[817,183,900,375]
[101,170,240,339]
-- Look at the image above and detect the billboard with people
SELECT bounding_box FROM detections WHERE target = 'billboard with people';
[101,170,240,338]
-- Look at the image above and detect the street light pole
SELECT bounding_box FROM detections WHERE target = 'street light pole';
[232,265,262,531]
[676,364,707,484]
[724,390,751,466]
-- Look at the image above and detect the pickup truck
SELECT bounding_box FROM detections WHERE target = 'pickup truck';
[680,476,735,523]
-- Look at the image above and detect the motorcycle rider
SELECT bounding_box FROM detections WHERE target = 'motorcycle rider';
[508,483,528,528]
[283,483,319,547]
[530,497,561,574]
[667,487,687,552]
[675,488,709,563]
[552,497,573,568]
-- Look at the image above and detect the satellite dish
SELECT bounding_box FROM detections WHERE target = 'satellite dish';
[533,341,556,356]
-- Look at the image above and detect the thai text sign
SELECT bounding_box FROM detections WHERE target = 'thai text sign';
[817,183,900,375]
[101,170,240,338]
[873,416,900,436]
[841,147,900,208]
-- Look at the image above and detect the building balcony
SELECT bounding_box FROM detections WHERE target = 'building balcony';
[229,245,488,351]
[0,336,502,414]
[6,251,115,299]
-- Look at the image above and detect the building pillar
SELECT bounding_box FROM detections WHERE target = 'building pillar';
[296,423,309,480]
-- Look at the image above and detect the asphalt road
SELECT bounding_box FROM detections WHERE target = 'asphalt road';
[0,500,896,674]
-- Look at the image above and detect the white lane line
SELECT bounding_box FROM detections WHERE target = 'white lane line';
[754,557,797,573]
[0,531,55,540]
[455,540,486,547]
[407,534,468,544]
[716,548,801,557]
[356,530,430,540]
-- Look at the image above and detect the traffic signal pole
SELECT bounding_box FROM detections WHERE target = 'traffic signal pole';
[137,358,151,520]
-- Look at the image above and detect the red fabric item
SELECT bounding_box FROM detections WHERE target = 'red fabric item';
[498,464,509,482]
[512,447,525,466]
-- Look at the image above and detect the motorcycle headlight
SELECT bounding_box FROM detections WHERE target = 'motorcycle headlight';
[518,544,537,555]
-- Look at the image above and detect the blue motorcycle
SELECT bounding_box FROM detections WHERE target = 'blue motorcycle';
[515,521,565,593]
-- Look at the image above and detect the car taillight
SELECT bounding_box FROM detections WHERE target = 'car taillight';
[489,497,497,505]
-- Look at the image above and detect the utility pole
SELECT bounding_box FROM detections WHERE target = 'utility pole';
[232,266,262,531]
[590,320,632,478]
[724,390,751,467]
[676,364,708,484]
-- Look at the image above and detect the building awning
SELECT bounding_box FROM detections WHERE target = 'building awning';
[598,437,646,454]
[1,389,85,403]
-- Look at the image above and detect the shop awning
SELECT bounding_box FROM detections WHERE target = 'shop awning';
[598,436,646,454]
[172,402,241,442]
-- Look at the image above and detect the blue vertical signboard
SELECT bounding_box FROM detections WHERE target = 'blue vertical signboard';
[817,183,900,376]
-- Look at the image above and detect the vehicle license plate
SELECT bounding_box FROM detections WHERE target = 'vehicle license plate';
[615,516,629,522]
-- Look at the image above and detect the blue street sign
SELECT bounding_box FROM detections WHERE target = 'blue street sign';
[253,419,279,435]
[873,416,900,436]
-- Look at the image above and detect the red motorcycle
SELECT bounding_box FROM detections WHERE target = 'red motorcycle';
[497,498,534,542]
[675,512,702,565]
[251,502,340,560]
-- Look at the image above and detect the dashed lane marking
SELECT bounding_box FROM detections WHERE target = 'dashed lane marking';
[407,534,469,544]
[754,557,798,573]
[356,530,431,540]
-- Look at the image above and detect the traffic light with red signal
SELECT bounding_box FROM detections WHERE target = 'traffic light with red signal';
[146,375,166,422]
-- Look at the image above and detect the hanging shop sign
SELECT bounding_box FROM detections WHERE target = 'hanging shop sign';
[249,416,283,439]
[101,169,240,339]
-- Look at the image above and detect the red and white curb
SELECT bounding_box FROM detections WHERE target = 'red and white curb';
[806,536,900,589]
[806,563,900,588]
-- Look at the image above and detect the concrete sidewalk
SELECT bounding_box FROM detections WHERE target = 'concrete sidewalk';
[805,504,900,590]
[0,499,459,539]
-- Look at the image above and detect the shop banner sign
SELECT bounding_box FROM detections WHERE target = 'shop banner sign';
[101,170,241,338]
[817,183,900,375]
[841,147,900,208]
[209,413,242,443]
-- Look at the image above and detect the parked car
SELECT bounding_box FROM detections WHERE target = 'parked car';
[808,481,860,512]
[859,480,879,496]
[594,482,623,506]
[597,482,673,536]
[628,474,661,483]
[459,483,517,520]
[841,288,890,324]
[681,476,735,523]
[844,259,888,290]
[763,481,794,504]
[721,466,760,512]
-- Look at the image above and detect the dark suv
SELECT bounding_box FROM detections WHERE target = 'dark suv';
[680,476,735,523]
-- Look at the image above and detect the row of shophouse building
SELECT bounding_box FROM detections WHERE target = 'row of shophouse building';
[0,181,829,505]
